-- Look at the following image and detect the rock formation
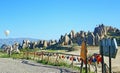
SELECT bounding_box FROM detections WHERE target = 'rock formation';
[69,30,76,39]
[87,32,95,45]
[95,33,100,46]
[22,40,30,49]
[1,24,119,49]
[80,31,85,38]
[1,42,20,54]
[12,42,20,53]
[57,24,120,46]
[43,40,48,47]
[29,41,38,49]
[93,24,107,39]
[48,40,57,46]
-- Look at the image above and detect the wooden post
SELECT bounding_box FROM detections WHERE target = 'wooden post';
[88,64,91,72]
[33,52,35,60]
[8,49,11,57]
[47,53,50,63]
[38,53,40,60]
[28,52,29,59]
[101,46,104,73]
[80,59,83,73]
[55,53,59,64]
[27,52,28,59]
[85,41,88,73]
[71,55,74,68]
[109,46,112,73]
[23,52,25,58]
[41,51,43,60]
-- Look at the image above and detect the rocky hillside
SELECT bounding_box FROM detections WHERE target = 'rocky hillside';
[0,24,120,50]
[58,24,120,46]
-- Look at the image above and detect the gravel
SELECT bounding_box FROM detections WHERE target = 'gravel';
[0,58,78,73]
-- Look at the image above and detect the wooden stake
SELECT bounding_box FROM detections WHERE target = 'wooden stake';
[80,59,83,73]
[71,55,74,68]
[34,52,35,60]
[109,46,112,73]
[85,41,88,73]
[55,54,59,64]
[101,46,104,73]
[41,52,43,60]
[47,53,50,63]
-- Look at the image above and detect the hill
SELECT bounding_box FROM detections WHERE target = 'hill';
[0,38,39,47]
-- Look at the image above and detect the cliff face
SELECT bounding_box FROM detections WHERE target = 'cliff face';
[58,24,120,46]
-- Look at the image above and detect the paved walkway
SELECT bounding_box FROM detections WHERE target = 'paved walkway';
[0,58,78,73]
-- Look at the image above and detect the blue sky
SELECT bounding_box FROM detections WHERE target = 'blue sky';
[0,0,120,40]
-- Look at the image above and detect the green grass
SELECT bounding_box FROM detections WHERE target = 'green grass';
[0,53,9,58]
[0,52,9,58]
[0,51,24,59]
[36,58,94,73]
[37,59,71,69]
[44,49,66,53]
[0,50,94,73]
[20,48,40,52]
[38,60,94,73]
[11,53,23,59]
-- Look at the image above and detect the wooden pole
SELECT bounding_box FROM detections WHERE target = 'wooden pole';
[47,53,50,63]
[70,55,74,68]
[23,52,25,58]
[109,46,112,73]
[27,52,28,59]
[42,52,43,60]
[55,54,59,65]
[34,52,35,60]
[80,59,83,73]
[38,53,41,61]
[101,46,104,73]
[85,41,88,73]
